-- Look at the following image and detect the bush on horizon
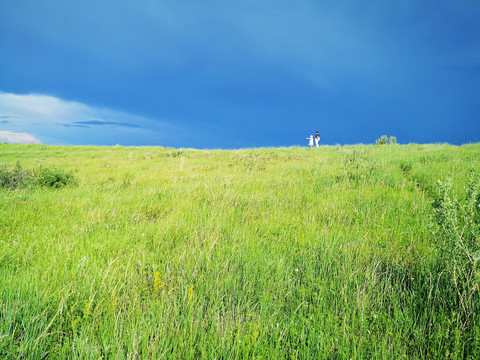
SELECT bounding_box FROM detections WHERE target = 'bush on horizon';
[375,135,397,145]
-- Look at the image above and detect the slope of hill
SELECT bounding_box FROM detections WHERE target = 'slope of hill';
[1,143,479,359]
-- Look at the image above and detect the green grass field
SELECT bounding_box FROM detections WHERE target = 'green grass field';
[1,143,479,359]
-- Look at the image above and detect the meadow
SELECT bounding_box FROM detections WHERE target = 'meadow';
[1,143,479,359]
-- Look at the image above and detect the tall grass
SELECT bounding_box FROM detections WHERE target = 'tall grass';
[0,143,479,359]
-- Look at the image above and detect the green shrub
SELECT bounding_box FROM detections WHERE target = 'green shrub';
[0,163,77,189]
[375,135,388,145]
[34,166,78,188]
[431,171,480,333]
[375,135,397,145]
[0,162,34,189]
[388,136,397,145]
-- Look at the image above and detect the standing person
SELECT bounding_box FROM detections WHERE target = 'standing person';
[306,135,314,149]
[315,131,320,147]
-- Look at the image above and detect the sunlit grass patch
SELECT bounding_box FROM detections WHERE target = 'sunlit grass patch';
[0,143,479,359]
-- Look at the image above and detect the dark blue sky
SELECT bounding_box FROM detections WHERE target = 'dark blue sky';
[1,0,479,147]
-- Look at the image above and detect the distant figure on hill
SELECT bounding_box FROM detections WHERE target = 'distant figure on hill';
[315,131,320,147]
[306,135,314,149]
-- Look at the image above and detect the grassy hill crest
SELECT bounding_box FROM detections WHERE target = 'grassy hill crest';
[1,143,479,359]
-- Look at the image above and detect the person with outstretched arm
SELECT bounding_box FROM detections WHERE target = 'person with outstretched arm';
[306,135,314,149]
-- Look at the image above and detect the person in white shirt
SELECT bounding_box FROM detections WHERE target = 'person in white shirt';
[306,135,314,149]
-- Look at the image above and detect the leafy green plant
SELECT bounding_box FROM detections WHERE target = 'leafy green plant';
[0,162,77,189]
[388,136,397,145]
[431,171,480,334]
[34,166,78,188]
[375,135,388,145]
[375,135,397,145]
[0,162,34,189]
